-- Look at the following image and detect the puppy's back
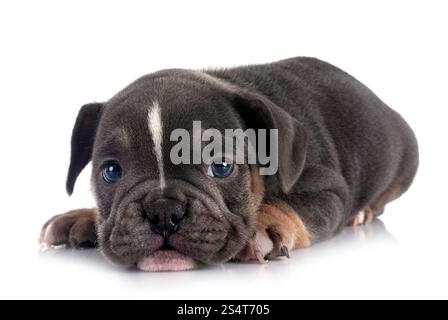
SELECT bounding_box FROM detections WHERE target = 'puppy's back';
[209,57,419,214]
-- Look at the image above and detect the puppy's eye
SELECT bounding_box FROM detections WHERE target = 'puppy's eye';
[101,161,122,183]
[207,161,233,178]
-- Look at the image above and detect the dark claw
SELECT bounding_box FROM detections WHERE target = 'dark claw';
[281,245,290,258]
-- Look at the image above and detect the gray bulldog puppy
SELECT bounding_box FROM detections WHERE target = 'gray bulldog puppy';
[40,57,419,271]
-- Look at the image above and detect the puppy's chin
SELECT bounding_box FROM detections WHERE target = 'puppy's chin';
[137,250,197,272]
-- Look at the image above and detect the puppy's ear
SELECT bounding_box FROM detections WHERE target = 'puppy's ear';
[234,92,308,194]
[66,103,103,195]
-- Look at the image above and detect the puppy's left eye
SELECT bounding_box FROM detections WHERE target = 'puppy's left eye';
[102,161,122,183]
[207,161,233,178]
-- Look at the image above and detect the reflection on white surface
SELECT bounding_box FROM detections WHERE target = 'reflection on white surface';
[31,219,420,299]
[1,213,445,299]
[38,219,397,272]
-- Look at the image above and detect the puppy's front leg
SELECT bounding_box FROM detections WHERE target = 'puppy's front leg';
[39,209,97,249]
[236,167,349,262]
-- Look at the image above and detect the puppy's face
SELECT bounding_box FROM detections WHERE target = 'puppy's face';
[67,70,307,271]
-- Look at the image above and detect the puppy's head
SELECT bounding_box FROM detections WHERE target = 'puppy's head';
[66,70,307,271]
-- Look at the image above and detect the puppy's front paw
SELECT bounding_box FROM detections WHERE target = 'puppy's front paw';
[39,209,97,249]
[235,202,310,263]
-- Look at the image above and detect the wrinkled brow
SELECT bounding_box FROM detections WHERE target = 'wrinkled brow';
[95,128,131,158]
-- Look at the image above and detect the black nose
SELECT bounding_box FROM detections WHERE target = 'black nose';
[144,198,186,236]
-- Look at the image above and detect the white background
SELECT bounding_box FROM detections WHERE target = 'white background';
[0,0,447,299]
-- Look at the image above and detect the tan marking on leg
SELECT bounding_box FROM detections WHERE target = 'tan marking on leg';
[236,170,308,262]
[258,201,311,250]
[235,200,310,262]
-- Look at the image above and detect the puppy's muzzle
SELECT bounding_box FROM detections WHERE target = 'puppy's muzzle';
[144,198,186,237]
[138,197,196,272]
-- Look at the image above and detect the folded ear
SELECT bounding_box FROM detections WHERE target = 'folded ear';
[233,92,308,194]
[66,103,103,195]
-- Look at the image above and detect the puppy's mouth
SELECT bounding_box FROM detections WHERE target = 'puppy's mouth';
[137,248,197,272]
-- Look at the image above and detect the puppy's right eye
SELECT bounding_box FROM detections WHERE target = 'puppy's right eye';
[101,161,122,183]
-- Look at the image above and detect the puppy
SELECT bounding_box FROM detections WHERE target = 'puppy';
[40,57,419,271]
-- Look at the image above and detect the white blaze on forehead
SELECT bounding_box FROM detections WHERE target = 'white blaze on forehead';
[147,100,166,189]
